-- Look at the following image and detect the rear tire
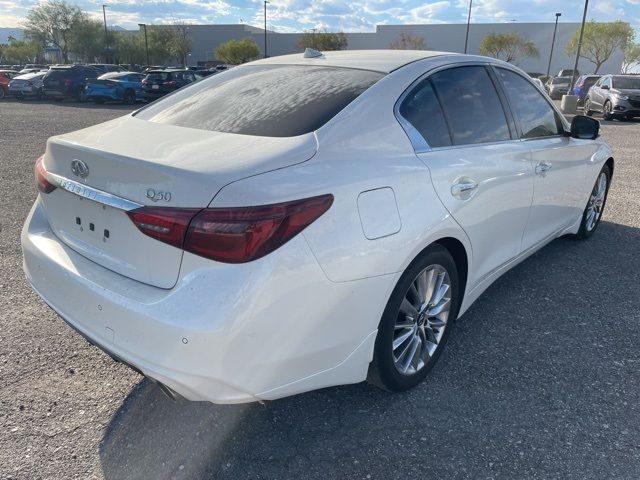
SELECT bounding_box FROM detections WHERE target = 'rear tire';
[573,165,611,240]
[123,89,136,105]
[368,245,460,392]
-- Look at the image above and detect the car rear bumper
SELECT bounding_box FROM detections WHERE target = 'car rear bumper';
[22,198,389,403]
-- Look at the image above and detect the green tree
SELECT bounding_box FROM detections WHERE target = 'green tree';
[23,0,84,63]
[215,38,260,65]
[297,31,348,51]
[566,21,634,73]
[146,25,174,65]
[390,32,427,50]
[479,32,539,64]
[1,38,42,63]
[622,43,640,73]
[170,22,192,67]
[68,17,103,62]
[115,32,146,65]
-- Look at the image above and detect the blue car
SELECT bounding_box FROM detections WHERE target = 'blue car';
[572,75,601,106]
[85,71,145,104]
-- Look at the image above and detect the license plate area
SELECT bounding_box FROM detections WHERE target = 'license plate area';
[42,189,183,288]
[152,84,159,89]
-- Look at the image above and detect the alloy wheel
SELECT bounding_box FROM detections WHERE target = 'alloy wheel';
[393,264,451,375]
[586,172,607,231]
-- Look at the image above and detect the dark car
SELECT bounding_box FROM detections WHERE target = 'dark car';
[42,65,100,101]
[572,74,601,105]
[90,64,125,74]
[142,69,197,101]
[193,69,215,80]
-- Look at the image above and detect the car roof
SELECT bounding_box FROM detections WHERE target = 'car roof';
[247,49,453,73]
[14,72,45,79]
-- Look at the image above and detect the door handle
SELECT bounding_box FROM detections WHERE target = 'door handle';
[535,162,552,175]
[451,181,479,199]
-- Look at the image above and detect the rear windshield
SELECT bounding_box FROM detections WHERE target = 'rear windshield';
[583,76,599,87]
[135,65,384,137]
[612,76,640,89]
[551,77,570,84]
[145,72,170,81]
[46,69,69,79]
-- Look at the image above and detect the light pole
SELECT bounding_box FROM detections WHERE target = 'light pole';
[264,1,269,58]
[546,13,561,78]
[569,0,589,92]
[464,0,472,54]
[102,4,109,62]
[138,23,150,66]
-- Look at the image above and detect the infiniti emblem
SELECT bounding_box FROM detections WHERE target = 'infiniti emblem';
[71,159,89,178]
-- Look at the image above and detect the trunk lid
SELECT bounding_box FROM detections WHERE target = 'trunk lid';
[41,114,317,288]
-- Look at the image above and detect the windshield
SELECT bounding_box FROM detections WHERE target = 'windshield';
[612,76,640,89]
[135,65,384,137]
[552,77,570,84]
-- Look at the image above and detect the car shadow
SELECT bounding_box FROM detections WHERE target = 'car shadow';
[98,220,640,479]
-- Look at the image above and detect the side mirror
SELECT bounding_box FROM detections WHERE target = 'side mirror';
[601,84,610,90]
[570,115,600,140]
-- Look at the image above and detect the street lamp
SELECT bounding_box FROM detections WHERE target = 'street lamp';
[569,0,589,92]
[138,23,150,66]
[264,1,269,58]
[546,13,561,78]
[102,4,109,62]
[464,0,472,54]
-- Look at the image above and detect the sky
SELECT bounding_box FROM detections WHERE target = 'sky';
[1,0,640,33]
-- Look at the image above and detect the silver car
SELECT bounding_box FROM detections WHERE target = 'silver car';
[8,71,45,99]
[585,74,640,121]
[545,76,571,100]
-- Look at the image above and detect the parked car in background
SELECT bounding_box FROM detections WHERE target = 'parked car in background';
[89,64,125,74]
[19,67,47,75]
[585,74,640,120]
[531,77,545,90]
[546,76,571,99]
[194,69,215,80]
[558,68,579,77]
[42,65,100,101]
[573,75,601,106]
[0,69,18,98]
[8,71,46,99]
[142,69,196,101]
[24,51,613,404]
[85,71,145,104]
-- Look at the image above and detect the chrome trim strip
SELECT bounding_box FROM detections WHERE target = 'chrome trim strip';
[47,172,143,211]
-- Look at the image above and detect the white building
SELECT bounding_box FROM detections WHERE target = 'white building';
[178,22,623,75]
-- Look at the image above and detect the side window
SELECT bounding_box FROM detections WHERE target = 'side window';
[430,66,511,146]
[603,77,612,88]
[399,79,451,148]
[496,68,563,139]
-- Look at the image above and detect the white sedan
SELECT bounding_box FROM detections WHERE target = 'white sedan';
[23,50,613,403]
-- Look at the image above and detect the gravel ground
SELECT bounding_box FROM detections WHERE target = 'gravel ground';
[1,99,639,480]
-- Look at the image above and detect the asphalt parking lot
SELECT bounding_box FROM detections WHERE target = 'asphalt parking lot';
[1,99,640,480]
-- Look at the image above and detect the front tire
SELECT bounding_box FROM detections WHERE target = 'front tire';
[603,101,614,120]
[574,165,611,240]
[368,245,459,392]
[584,98,594,116]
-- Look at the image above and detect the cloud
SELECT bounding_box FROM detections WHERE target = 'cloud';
[1,0,639,30]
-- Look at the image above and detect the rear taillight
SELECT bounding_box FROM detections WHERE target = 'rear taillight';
[163,80,177,87]
[35,155,56,194]
[126,207,200,249]
[63,78,72,86]
[126,194,333,263]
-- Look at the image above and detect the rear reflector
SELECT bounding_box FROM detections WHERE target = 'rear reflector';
[126,194,333,263]
[35,155,57,194]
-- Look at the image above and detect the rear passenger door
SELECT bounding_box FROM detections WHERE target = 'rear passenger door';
[401,65,535,288]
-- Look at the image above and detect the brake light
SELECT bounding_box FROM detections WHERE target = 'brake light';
[163,80,177,87]
[126,194,333,263]
[63,78,72,86]
[126,207,200,249]
[35,155,56,194]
